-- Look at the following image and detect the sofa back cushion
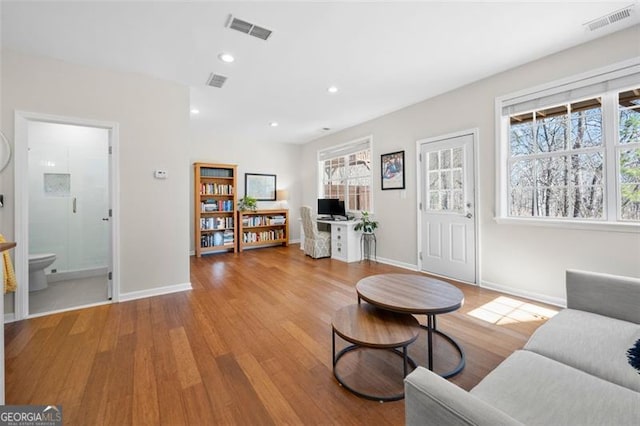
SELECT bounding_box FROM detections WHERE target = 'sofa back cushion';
[566,269,640,324]
[525,309,640,392]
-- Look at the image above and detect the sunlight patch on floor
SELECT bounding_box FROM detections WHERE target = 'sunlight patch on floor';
[467,296,559,325]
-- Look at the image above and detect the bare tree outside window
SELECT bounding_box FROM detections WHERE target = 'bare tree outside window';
[619,89,640,221]
[508,98,605,219]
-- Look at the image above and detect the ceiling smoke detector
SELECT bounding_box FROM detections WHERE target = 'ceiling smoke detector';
[226,14,273,40]
[584,4,635,31]
[206,73,227,88]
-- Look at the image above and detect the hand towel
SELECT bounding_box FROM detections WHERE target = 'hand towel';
[0,234,17,293]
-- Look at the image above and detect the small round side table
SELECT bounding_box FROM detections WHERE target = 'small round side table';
[332,303,419,401]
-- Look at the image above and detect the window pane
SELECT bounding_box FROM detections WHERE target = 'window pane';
[441,170,451,189]
[536,186,568,218]
[319,144,371,212]
[620,148,640,221]
[429,152,439,169]
[429,191,440,210]
[441,191,450,210]
[510,159,534,188]
[571,99,602,149]
[442,149,451,168]
[452,147,463,167]
[452,170,463,189]
[536,156,568,188]
[536,106,568,153]
[571,186,604,219]
[572,152,603,187]
[510,188,534,216]
[452,190,463,212]
[619,89,640,145]
[428,171,439,190]
[510,113,534,156]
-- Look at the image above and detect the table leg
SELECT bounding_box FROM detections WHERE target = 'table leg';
[332,328,336,367]
[403,345,408,378]
[427,314,434,370]
[420,314,465,378]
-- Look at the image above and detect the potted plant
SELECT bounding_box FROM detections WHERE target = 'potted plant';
[238,195,257,211]
[354,211,379,234]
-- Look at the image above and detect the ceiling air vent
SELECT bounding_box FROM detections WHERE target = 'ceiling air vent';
[585,4,634,31]
[206,73,227,88]
[226,14,273,41]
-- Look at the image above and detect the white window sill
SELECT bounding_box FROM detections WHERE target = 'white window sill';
[494,217,640,233]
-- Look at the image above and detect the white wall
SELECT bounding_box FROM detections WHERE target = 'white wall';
[1,49,191,311]
[301,25,640,303]
[190,131,302,252]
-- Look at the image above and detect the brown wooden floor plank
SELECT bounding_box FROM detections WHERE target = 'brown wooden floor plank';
[5,244,557,424]
[132,346,160,426]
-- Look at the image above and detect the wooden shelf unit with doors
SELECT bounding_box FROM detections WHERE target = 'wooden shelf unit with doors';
[194,162,238,257]
[238,209,289,252]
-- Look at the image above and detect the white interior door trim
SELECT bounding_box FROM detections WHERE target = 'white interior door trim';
[14,111,120,320]
[416,128,480,285]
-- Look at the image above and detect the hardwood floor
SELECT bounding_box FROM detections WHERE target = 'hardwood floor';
[5,245,557,425]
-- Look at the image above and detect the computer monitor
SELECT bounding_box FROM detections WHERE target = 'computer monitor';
[318,198,346,219]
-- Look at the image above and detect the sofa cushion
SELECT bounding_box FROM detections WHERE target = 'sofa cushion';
[524,309,640,392]
[471,350,640,426]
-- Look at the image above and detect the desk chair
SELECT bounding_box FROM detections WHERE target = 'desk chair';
[300,206,331,259]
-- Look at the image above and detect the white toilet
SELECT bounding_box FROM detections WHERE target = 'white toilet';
[28,253,57,292]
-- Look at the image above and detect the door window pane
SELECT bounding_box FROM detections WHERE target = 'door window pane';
[426,147,464,212]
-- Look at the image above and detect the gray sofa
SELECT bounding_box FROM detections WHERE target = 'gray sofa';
[404,270,640,426]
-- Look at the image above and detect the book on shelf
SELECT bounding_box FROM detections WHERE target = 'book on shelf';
[242,229,285,243]
[240,214,287,227]
[200,216,234,230]
[201,199,234,212]
[200,183,234,196]
[200,168,233,178]
[269,215,286,225]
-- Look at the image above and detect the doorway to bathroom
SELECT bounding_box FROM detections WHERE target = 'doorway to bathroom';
[14,113,118,319]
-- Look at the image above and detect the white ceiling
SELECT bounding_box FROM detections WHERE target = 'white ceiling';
[2,1,639,145]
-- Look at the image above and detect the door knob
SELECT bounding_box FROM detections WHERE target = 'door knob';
[465,213,473,219]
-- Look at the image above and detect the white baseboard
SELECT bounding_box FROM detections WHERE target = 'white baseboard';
[289,238,301,245]
[374,256,418,271]
[119,282,192,302]
[47,266,107,283]
[481,280,566,307]
[4,313,16,323]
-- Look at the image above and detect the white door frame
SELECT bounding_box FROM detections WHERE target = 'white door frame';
[416,128,480,284]
[14,111,120,320]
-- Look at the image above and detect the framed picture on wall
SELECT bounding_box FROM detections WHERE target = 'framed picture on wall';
[245,173,277,201]
[381,150,405,190]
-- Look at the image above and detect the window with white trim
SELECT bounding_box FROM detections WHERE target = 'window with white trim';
[497,62,640,226]
[318,137,372,212]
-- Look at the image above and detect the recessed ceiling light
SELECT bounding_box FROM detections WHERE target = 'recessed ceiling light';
[218,53,235,63]
[269,122,279,127]
[327,86,338,94]
[190,108,200,114]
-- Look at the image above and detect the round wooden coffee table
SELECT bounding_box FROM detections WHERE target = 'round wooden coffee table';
[332,303,420,401]
[356,273,465,378]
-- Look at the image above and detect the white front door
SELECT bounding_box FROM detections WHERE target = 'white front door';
[419,132,476,283]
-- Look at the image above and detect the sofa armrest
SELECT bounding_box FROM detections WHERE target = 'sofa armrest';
[566,269,640,324]
[404,367,522,426]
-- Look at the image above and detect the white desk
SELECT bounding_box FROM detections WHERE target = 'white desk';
[317,219,362,263]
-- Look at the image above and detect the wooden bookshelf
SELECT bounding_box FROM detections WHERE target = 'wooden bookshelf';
[194,162,238,257]
[238,209,289,252]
